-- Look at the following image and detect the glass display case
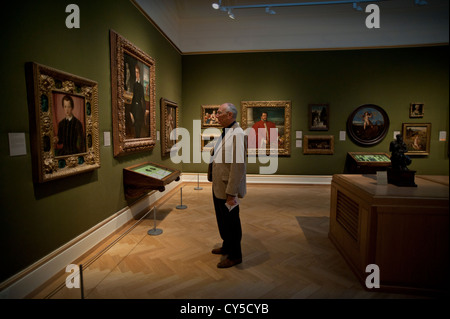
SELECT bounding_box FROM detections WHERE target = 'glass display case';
[345,152,391,174]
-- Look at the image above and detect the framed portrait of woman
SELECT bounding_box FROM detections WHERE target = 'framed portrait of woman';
[409,103,424,118]
[308,104,329,131]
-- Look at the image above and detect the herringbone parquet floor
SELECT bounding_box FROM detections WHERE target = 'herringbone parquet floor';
[33,183,426,299]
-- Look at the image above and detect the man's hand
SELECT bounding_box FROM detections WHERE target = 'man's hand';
[226,194,237,207]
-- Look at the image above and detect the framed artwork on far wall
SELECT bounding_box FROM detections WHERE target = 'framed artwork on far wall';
[346,104,390,146]
[201,105,221,128]
[110,30,156,157]
[201,132,221,152]
[308,104,329,131]
[160,98,178,157]
[25,62,100,183]
[303,135,334,155]
[241,100,292,156]
[409,103,424,118]
[402,123,431,155]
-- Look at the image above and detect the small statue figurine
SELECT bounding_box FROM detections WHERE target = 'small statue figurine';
[389,134,411,171]
[388,134,417,186]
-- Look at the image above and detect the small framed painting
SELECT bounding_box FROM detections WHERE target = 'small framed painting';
[346,104,389,146]
[308,104,329,131]
[303,135,334,155]
[409,103,424,118]
[402,123,431,155]
[201,105,221,128]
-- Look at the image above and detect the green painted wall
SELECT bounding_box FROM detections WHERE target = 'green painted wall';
[0,0,182,282]
[182,48,449,175]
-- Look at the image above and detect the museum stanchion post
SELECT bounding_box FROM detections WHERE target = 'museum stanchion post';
[147,206,163,236]
[176,186,187,209]
[194,173,203,190]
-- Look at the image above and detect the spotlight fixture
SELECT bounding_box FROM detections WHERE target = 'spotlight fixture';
[212,0,221,10]
[228,9,235,19]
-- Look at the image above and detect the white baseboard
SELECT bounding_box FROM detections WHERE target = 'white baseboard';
[181,173,332,185]
[0,173,330,299]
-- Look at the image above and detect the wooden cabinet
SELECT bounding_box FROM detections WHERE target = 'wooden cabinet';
[123,162,181,198]
[329,174,449,295]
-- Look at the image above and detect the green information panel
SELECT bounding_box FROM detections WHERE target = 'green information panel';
[132,164,172,180]
[123,161,181,198]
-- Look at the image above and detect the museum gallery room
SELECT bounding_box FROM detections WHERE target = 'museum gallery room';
[0,0,448,306]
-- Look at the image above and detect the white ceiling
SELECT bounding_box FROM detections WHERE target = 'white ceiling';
[134,0,449,54]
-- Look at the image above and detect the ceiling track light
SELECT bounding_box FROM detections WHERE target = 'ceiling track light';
[212,0,427,18]
[211,1,221,10]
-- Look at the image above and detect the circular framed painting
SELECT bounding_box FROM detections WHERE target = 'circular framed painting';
[346,104,390,146]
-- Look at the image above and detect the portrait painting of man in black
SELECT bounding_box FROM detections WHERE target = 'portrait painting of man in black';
[123,53,151,139]
[53,93,86,156]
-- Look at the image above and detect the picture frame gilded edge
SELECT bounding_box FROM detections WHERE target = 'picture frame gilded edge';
[25,62,100,183]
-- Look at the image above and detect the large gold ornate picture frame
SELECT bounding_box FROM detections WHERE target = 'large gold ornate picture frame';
[241,100,291,156]
[160,98,178,157]
[110,30,156,157]
[25,62,100,183]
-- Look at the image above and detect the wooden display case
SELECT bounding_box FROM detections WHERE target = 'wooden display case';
[345,152,391,174]
[123,162,180,198]
[329,174,449,295]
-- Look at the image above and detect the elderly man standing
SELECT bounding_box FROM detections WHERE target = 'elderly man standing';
[208,102,247,268]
